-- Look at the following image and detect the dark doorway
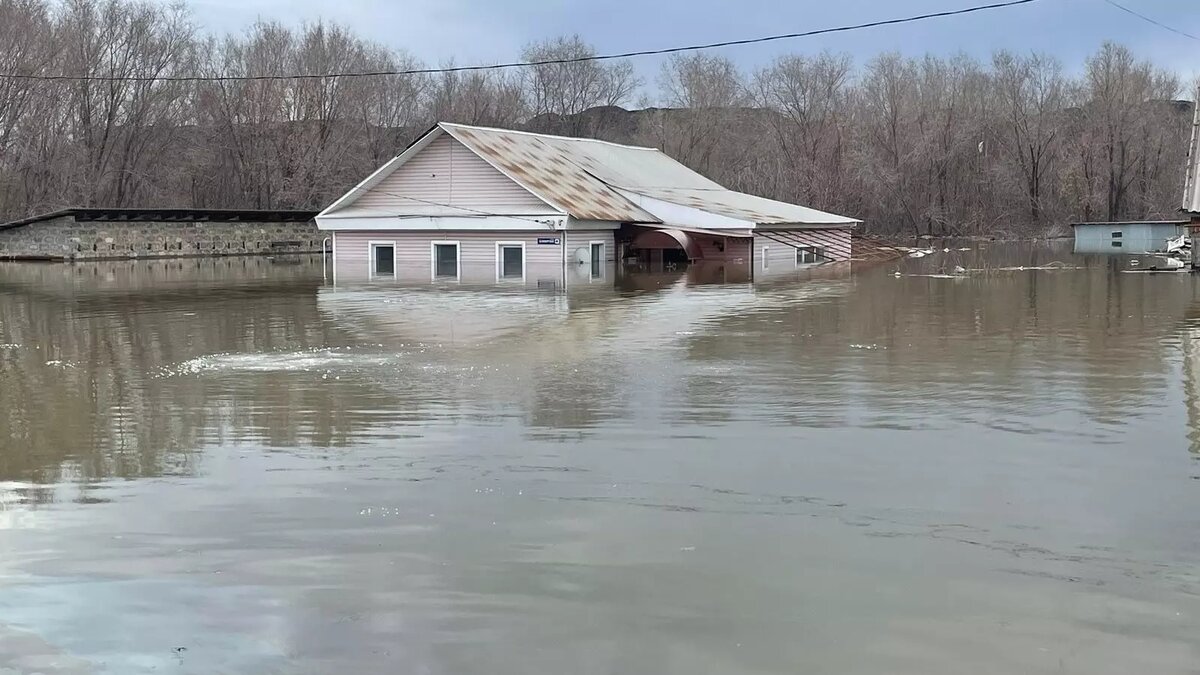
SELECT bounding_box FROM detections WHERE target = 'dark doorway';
[662,248,690,266]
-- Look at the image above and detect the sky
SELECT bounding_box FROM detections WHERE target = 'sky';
[171,0,1199,92]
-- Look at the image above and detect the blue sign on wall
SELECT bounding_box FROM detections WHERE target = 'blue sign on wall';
[536,237,561,245]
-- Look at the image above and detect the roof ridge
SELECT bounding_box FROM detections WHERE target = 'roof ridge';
[438,121,658,151]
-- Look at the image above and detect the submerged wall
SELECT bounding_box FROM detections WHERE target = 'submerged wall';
[752,228,852,276]
[331,229,616,285]
[0,216,322,261]
[1073,222,1187,254]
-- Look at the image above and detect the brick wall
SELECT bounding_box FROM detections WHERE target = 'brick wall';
[0,216,322,261]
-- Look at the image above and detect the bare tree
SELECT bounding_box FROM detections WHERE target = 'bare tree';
[0,2,1194,238]
[755,51,854,211]
[520,35,639,135]
[992,51,1066,226]
[639,53,752,178]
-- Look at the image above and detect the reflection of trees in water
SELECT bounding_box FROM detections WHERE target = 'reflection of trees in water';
[0,258,344,484]
[672,248,1190,431]
[1,248,1194,488]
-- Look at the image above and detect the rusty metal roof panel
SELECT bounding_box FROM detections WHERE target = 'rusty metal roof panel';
[437,122,859,227]
[440,123,659,223]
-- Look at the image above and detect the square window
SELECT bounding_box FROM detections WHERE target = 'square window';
[499,244,524,279]
[433,243,459,279]
[796,246,824,265]
[371,243,395,277]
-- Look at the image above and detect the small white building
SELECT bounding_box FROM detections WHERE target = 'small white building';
[316,122,860,284]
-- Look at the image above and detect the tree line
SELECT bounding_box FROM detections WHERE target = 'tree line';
[0,0,1194,235]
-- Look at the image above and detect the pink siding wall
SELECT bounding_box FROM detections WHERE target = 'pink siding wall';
[354,135,552,215]
[334,230,585,285]
[753,229,852,274]
[564,231,616,263]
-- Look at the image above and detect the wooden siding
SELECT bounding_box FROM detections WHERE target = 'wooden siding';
[334,230,565,284]
[352,135,553,216]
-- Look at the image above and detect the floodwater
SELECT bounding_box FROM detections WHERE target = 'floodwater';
[0,246,1198,674]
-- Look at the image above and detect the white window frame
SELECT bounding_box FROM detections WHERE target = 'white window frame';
[589,240,606,280]
[430,240,461,281]
[495,241,526,282]
[761,246,769,270]
[368,240,397,279]
[795,245,822,266]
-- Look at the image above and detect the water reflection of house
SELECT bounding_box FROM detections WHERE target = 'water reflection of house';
[316,123,859,285]
[1184,319,1200,455]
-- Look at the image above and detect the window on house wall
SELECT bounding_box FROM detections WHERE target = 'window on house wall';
[433,242,459,279]
[590,242,604,279]
[1111,241,1123,248]
[371,242,395,277]
[762,246,769,270]
[497,242,524,280]
[1111,231,1123,239]
[796,246,825,265]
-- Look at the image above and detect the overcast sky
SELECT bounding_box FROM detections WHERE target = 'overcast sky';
[174,0,1199,89]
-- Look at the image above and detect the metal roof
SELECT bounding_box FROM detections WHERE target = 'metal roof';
[1184,89,1200,214]
[633,187,859,226]
[1,207,318,231]
[323,122,860,227]
[443,123,859,226]
[440,123,659,223]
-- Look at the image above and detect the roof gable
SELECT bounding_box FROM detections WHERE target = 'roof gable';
[440,123,659,223]
[319,121,859,227]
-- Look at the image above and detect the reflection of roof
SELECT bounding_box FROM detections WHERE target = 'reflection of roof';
[321,122,859,227]
[1185,90,1200,215]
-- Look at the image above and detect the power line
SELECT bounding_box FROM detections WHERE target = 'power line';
[0,0,1043,84]
[1100,0,1200,42]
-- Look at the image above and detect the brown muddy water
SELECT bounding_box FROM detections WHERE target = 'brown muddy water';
[0,245,1198,674]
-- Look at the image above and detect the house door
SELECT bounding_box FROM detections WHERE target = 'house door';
[590,242,604,278]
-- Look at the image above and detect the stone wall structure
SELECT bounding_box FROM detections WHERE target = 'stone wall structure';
[0,208,321,261]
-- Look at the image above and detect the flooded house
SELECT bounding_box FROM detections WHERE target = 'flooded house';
[1071,220,1189,254]
[315,122,860,284]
